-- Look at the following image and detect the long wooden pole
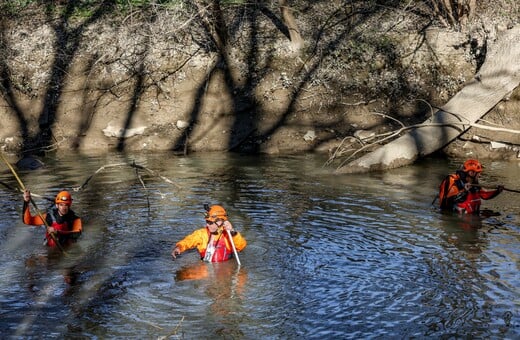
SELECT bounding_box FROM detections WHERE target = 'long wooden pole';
[0,153,66,253]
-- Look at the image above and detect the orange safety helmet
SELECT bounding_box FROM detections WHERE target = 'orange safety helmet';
[55,191,73,206]
[205,205,228,222]
[462,159,483,173]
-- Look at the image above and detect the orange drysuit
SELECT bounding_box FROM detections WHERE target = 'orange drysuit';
[175,227,246,262]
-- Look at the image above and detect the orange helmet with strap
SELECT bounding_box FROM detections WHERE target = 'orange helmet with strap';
[55,191,72,206]
[462,159,483,173]
[205,205,228,222]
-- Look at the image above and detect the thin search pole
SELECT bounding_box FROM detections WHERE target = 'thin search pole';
[468,183,520,193]
[504,187,520,194]
[226,230,241,266]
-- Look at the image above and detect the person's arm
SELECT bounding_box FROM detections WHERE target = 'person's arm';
[72,217,82,233]
[55,216,82,240]
[223,220,247,252]
[479,185,504,200]
[22,190,45,226]
[451,178,471,203]
[172,229,205,258]
[229,232,247,252]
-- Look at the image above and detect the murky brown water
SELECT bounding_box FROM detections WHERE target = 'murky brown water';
[0,152,519,338]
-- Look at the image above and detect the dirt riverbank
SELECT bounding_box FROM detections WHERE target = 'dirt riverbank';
[0,3,519,166]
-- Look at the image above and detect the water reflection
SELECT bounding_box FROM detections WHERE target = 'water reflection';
[0,152,518,338]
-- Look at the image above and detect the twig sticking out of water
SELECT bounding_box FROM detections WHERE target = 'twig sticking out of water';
[133,161,151,214]
[158,316,185,340]
[130,162,181,189]
[0,181,55,202]
[0,180,22,193]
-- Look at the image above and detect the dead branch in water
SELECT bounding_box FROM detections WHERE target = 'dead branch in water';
[0,181,55,202]
[0,180,20,193]
[326,109,520,169]
[73,161,181,192]
[133,162,151,214]
[73,163,128,191]
[130,162,181,188]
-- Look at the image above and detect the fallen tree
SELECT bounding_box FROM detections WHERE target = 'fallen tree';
[335,25,520,174]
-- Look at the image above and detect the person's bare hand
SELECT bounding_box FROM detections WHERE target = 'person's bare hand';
[222,220,234,232]
[23,189,31,202]
[171,247,181,259]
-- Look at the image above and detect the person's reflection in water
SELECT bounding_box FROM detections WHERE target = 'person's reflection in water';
[24,250,84,297]
[439,212,490,258]
[175,261,248,336]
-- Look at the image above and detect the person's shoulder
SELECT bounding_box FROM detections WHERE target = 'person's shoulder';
[47,207,58,215]
[440,173,456,183]
[67,210,80,218]
[454,170,465,177]
[188,227,208,237]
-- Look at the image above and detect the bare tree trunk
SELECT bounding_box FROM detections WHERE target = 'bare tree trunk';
[458,0,476,27]
[336,26,520,174]
[429,0,449,27]
[279,0,304,51]
[430,0,477,28]
[467,0,477,22]
[441,0,456,26]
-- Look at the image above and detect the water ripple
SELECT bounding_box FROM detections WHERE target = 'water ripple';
[0,154,518,339]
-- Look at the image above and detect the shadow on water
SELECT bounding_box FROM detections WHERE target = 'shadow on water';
[0,153,518,338]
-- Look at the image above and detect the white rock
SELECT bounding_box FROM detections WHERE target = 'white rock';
[103,124,146,138]
[176,120,190,130]
[490,141,508,149]
[303,130,316,142]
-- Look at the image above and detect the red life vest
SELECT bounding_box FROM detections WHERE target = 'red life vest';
[454,190,481,214]
[45,209,71,247]
[200,230,233,262]
[453,186,499,214]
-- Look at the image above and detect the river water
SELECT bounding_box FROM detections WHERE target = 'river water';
[0,152,518,339]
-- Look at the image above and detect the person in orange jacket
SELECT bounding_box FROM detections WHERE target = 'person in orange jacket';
[438,159,503,214]
[22,189,82,247]
[171,205,246,262]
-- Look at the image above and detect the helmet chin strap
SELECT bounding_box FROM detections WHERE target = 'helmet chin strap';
[210,226,224,236]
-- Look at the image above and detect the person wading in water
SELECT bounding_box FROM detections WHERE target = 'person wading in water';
[171,205,246,262]
[22,190,82,247]
[438,159,503,215]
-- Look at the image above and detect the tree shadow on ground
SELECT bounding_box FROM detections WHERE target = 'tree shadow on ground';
[0,0,117,157]
[170,1,438,155]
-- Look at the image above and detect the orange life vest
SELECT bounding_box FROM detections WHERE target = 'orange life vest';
[438,172,465,210]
